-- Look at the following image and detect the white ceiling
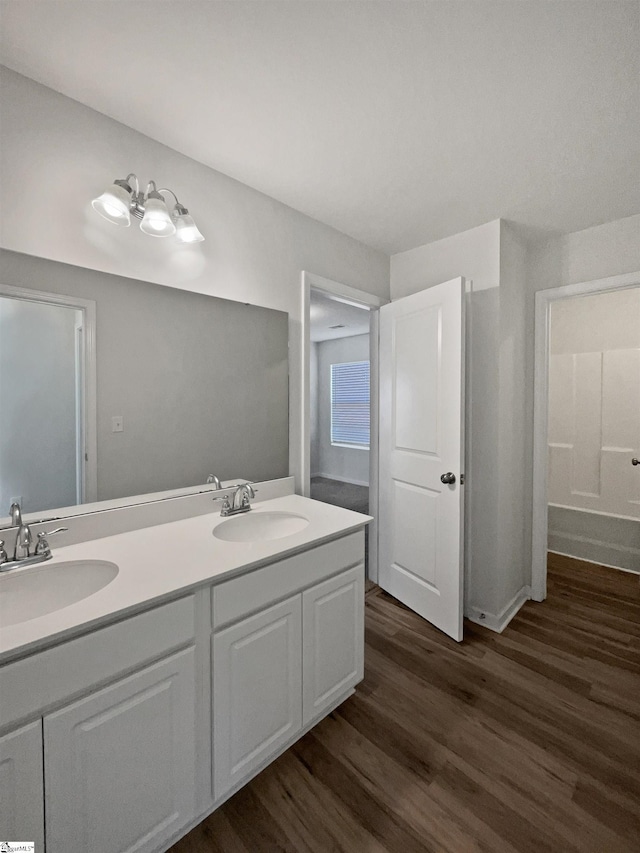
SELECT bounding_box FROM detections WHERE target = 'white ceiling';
[1,1,638,254]
[310,290,370,342]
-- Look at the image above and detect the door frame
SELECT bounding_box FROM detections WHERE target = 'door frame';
[531,269,640,601]
[0,282,98,504]
[301,271,387,582]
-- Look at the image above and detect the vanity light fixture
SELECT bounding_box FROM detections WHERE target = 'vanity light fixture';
[92,173,205,243]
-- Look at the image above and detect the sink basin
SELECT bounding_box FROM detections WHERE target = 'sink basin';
[0,560,119,627]
[213,511,310,543]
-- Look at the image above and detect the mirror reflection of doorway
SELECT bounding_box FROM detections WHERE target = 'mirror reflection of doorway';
[0,291,93,514]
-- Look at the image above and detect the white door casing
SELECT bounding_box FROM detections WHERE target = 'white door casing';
[378,277,465,641]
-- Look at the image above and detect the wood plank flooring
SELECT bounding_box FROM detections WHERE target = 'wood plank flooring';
[171,555,640,852]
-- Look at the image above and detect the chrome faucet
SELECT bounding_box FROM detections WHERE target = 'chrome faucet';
[206,474,222,489]
[9,501,22,527]
[232,483,255,512]
[213,483,257,517]
[14,522,32,561]
[0,521,68,573]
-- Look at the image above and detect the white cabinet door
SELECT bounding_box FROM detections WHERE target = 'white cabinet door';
[213,596,302,799]
[0,720,45,850]
[44,647,196,853]
[302,565,364,726]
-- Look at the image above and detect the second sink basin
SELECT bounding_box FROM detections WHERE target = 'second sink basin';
[0,560,119,627]
[213,511,310,542]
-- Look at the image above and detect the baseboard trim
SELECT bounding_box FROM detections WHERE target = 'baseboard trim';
[548,550,640,575]
[312,472,370,488]
[467,585,531,634]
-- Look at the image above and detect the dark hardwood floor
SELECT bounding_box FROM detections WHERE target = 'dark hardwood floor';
[171,555,640,852]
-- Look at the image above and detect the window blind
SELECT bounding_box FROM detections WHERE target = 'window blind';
[330,360,370,448]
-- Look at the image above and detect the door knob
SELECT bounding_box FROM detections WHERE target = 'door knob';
[633,458,639,466]
[440,472,456,485]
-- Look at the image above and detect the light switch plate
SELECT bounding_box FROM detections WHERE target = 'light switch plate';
[112,416,124,433]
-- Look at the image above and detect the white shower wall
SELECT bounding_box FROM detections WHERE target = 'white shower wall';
[548,287,640,571]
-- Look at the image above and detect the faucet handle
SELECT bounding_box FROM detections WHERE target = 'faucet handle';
[213,495,231,515]
[35,527,68,556]
[0,540,7,565]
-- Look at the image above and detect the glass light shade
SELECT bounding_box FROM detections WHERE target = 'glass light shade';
[175,213,205,243]
[140,196,176,237]
[91,184,131,226]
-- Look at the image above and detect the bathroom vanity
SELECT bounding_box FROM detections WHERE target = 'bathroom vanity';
[0,494,369,852]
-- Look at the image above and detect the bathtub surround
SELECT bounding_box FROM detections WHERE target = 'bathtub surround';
[547,288,640,571]
[548,505,640,574]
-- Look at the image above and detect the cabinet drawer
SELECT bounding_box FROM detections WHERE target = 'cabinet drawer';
[0,594,195,730]
[213,531,363,630]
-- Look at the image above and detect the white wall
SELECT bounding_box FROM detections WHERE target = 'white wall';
[391,220,530,624]
[390,215,640,623]
[0,67,389,491]
[313,334,370,486]
[0,297,79,512]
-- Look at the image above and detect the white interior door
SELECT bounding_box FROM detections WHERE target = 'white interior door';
[378,277,465,641]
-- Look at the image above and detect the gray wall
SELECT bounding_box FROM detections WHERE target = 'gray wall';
[0,297,79,512]
[1,250,289,505]
[0,69,390,493]
[312,334,370,486]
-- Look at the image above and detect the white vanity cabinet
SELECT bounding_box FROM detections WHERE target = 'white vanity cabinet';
[302,565,364,726]
[44,647,196,853]
[212,532,364,800]
[0,720,45,850]
[213,596,303,796]
[0,520,367,853]
[0,594,199,853]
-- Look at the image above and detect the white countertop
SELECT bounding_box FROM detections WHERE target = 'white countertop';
[0,495,371,664]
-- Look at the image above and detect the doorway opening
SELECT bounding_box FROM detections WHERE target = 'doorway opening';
[532,271,640,599]
[310,290,372,563]
[301,272,386,582]
[0,284,97,516]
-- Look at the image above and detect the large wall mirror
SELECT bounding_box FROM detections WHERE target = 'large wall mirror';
[0,250,289,524]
